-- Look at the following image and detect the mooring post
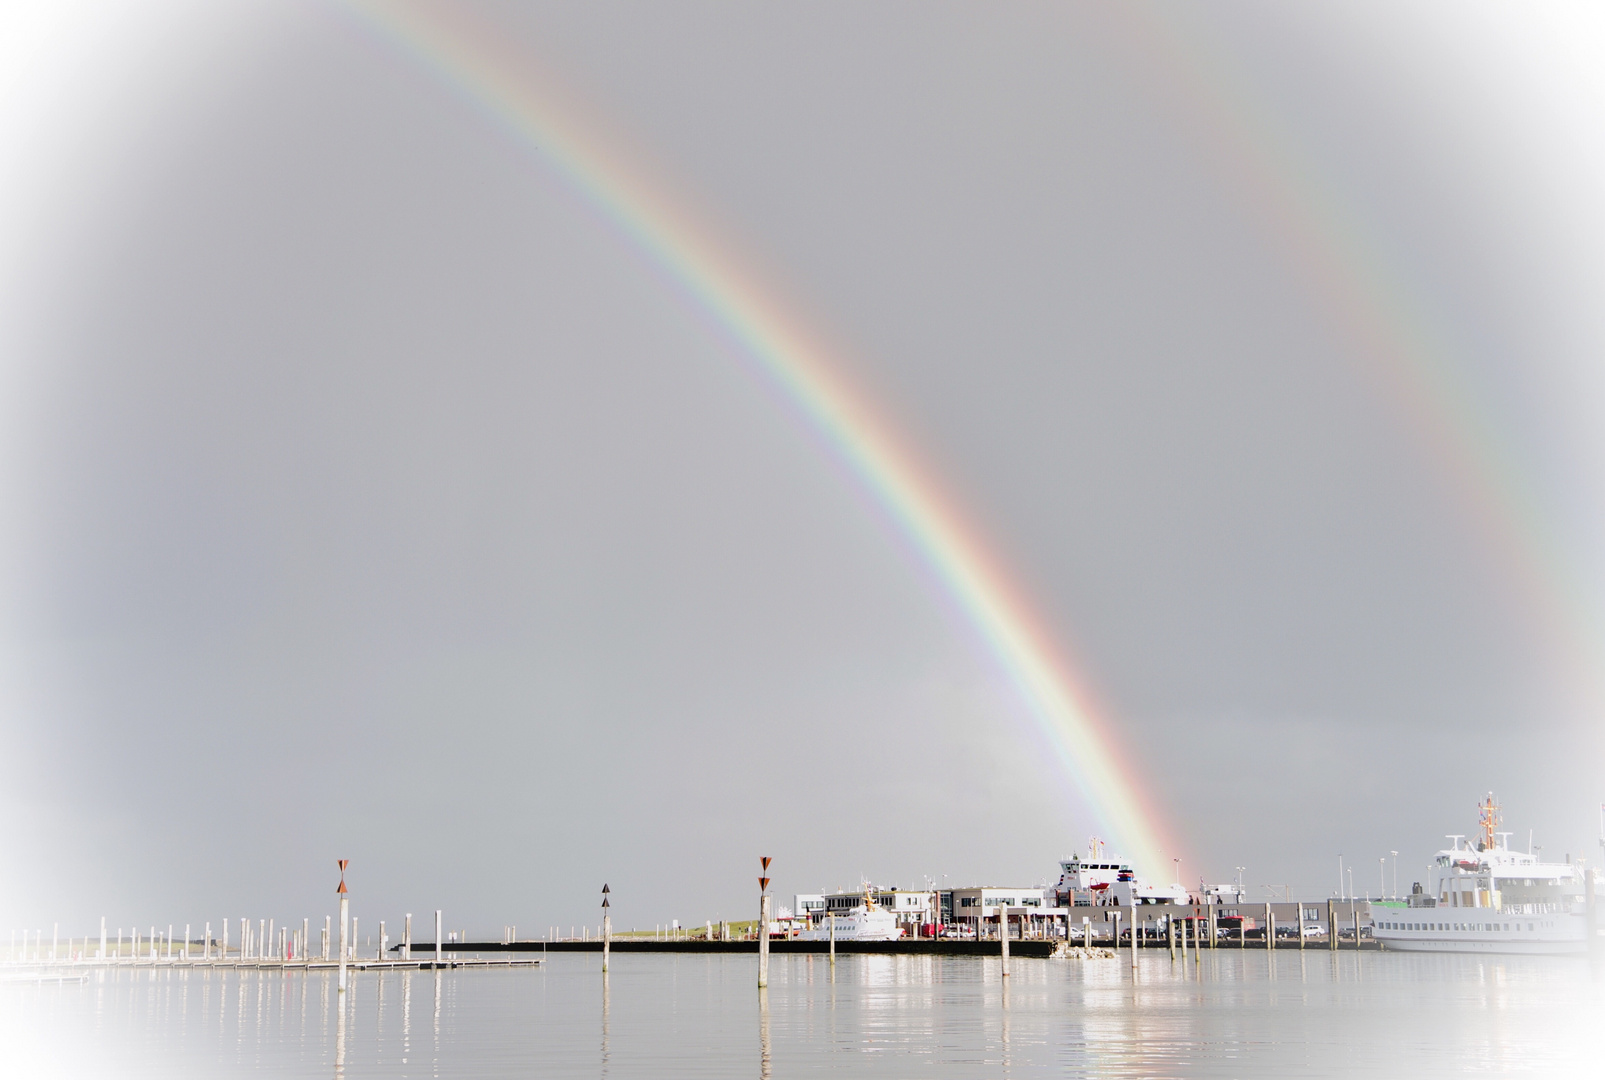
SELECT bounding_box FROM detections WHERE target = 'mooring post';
[337,860,350,992]
[323,917,330,961]
[1327,900,1337,952]
[302,918,309,964]
[403,914,412,961]
[1586,866,1600,958]
[1353,904,1361,951]
[999,908,1011,976]
[757,857,772,989]
[1168,911,1176,960]
[1266,903,1274,952]
[378,921,386,962]
[1131,908,1138,969]
[602,884,612,973]
[98,917,106,962]
[434,910,443,965]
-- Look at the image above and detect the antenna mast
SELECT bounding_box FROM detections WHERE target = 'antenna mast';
[1478,793,1501,852]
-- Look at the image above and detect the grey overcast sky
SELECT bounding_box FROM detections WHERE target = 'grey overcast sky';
[2,1,1604,935]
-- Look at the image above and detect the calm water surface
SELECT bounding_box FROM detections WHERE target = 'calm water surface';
[4,951,1602,1077]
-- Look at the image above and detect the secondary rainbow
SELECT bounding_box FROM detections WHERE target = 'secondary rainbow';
[343,2,1177,878]
[1120,7,1605,710]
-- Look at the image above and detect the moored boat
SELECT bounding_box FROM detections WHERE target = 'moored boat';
[796,894,901,941]
[1053,838,1189,907]
[1372,794,1591,955]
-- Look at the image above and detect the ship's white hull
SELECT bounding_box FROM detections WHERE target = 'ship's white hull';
[796,910,901,942]
[1377,933,1585,956]
[1375,913,1588,956]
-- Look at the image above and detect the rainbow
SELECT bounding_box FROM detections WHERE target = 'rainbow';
[341,2,1177,878]
[1116,7,1605,710]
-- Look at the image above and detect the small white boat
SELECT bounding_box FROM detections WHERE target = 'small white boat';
[1372,794,1592,956]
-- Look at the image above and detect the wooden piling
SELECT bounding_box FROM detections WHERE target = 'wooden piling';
[1266,903,1274,952]
[434,910,443,965]
[1586,867,1600,958]
[758,894,771,988]
[1000,909,1010,977]
[1328,900,1337,951]
[602,883,612,973]
[338,899,349,991]
[1168,911,1176,959]
[757,857,772,989]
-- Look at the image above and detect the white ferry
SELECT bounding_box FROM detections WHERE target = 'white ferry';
[1053,838,1189,907]
[796,894,901,942]
[1372,795,1592,955]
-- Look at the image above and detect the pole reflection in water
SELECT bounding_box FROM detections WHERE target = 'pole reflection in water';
[334,988,346,1079]
[757,985,771,1080]
[1000,972,1011,1072]
[433,970,442,1061]
[402,970,412,1066]
[600,970,610,1078]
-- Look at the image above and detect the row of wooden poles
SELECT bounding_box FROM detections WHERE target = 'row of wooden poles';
[3,907,454,981]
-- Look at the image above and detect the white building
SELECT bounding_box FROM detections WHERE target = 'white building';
[946,887,1068,938]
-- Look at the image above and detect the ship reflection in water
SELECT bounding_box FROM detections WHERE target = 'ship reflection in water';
[1,951,1601,1078]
